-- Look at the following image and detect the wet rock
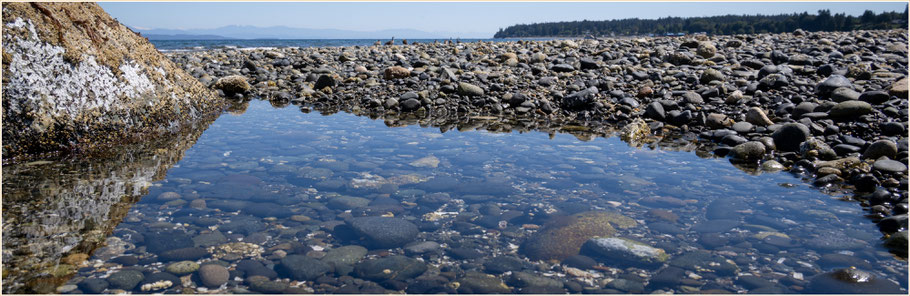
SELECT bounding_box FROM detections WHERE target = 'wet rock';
[347,216,419,248]
[199,264,229,288]
[165,261,199,275]
[692,219,740,233]
[771,123,810,152]
[219,216,265,235]
[404,241,441,255]
[276,255,331,281]
[731,141,766,161]
[799,138,836,160]
[193,232,228,247]
[483,256,525,274]
[322,245,367,275]
[669,251,738,276]
[877,214,908,233]
[145,230,194,254]
[107,270,144,291]
[244,202,293,218]
[139,272,179,291]
[328,196,370,210]
[607,278,645,293]
[805,232,866,250]
[457,272,512,294]
[215,75,252,95]
[562,86,599,111]
[645,102,666,121]
[447,247,483,260]
[354,255,427,281]
[236,259,277,279]
[735,275,779,290]
[78,278,109,294]
[159,247,208,261]
[314,74,336,90]
[648,266,687,289]
[520,211,637,261]
[806,268,903,294]
[581,237,668,268]
[883,231,908,257]
[507,271,564,291]
[248,277,289,293]
[818,253,874,269]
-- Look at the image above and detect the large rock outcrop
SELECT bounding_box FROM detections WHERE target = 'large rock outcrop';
[1,2,223,160]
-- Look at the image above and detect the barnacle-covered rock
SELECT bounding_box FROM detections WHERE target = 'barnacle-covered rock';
[1,2,223,160]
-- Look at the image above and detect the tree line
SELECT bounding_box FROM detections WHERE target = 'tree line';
[494,8,909,38]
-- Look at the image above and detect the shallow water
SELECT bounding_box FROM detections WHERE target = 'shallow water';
[3,100,907,294]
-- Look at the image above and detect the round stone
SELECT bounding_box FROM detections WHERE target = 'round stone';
[863,140,898,160]
[198,264,229,288]
[771,123,810,152]
[873,159,908,173]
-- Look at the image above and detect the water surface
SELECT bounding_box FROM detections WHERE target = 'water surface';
[3,100,906,294]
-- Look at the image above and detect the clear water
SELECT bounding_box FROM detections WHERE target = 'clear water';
[2,100,907,293]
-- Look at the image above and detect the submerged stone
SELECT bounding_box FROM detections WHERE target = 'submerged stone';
[806,267,903,294]
[581,237,669,268]
[520,211,637,261]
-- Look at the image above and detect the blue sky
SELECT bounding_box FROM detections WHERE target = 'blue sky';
[100,2,908,36]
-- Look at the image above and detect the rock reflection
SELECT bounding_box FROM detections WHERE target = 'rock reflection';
[1,114,219,293]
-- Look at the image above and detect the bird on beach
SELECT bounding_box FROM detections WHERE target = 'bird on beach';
[385,37,395,45]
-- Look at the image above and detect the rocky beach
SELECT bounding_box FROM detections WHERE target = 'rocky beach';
[171,28,908,239]
[2,2,908,294]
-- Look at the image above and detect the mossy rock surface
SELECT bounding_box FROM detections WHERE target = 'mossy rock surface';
[520,211,637,261]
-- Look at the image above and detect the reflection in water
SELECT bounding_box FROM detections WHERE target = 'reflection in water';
[1,114,219,293]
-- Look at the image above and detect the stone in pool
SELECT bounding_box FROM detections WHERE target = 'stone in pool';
[520,211,637,261]
[276,255,331,281]
[321,245,368,275]
[106,269,144,290]
[347,216,418,249]
[483,256,525,274]
[580,237,669,268]
[805,267,903,294]
[144,230,193,254]
[354,255,427,281]
[669,251,739,276]
[456,272,512,294]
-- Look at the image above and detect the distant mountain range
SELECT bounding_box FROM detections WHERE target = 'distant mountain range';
[132,25,489,40]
